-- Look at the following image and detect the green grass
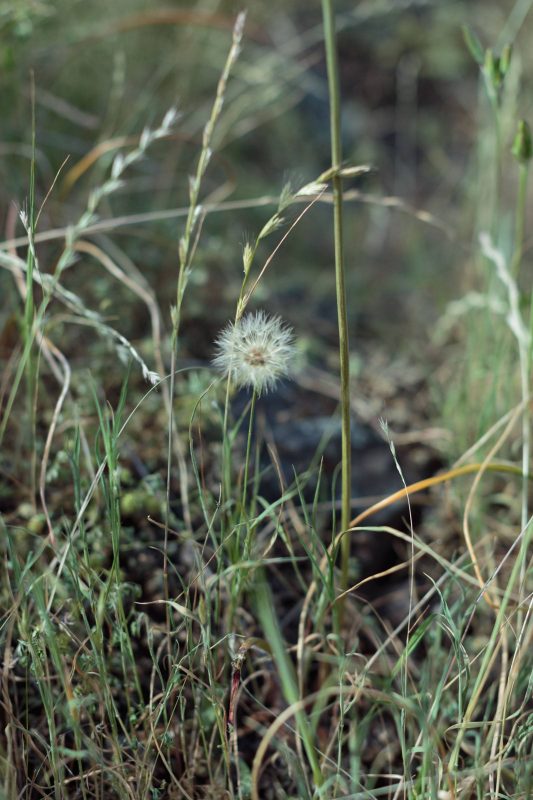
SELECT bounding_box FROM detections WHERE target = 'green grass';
[1,1,533,798]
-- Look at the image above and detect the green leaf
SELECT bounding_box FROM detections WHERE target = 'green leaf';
[462,26,484,65]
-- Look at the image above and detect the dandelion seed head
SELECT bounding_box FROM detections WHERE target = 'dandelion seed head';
[213,311,295,396]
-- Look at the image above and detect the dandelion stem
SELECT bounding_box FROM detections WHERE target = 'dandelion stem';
[242,390,257,558]
[221,373,233,512]
[321,0,352,596]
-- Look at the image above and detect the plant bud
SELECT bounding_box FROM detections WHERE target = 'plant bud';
[512,120,532,164]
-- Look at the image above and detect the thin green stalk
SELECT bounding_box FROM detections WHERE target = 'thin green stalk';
[255,577,325,790]
[227,391,257,627]
[221,372,234,518]
[321,0,352,593]
[489,96,503,237]
[241,390,257,552]
[511,162,529,278]
[512,161,530,618]
[24,79,37,505]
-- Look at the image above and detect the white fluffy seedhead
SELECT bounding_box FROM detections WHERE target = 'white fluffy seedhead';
[213,311,295,396]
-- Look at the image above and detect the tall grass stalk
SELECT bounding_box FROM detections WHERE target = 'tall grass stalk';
[255,577,325,791]
[163,11,245,637]
[481,214,530,622]
[511,155,531,617]
[511,160,529,278]
[321,0,352,596]
[172,11,246,329]
[23,83,38,504]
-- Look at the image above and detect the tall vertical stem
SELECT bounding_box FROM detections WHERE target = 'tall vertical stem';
[25,77,37,505]
[321,0,352,593]
[513,162,530,620]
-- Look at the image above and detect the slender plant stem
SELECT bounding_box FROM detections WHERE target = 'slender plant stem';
[321,0,352,593]
[25,78,37,506]
[489,94,503,237]
[511,162,529,278]
[226,391,257,627]
[512,161,530,621]
[255,577,325,789]
[242,390,257,558]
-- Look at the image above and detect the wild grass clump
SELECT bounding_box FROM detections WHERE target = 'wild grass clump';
[1,3,532,800]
